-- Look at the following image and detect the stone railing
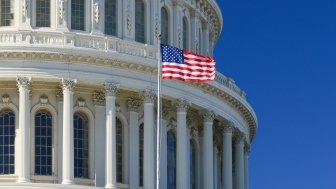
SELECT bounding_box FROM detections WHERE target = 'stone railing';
[214,72,246,99]
[0,30,245,100]
[0,31,157,60]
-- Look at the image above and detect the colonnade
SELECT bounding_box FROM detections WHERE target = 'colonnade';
[13,76,250,189]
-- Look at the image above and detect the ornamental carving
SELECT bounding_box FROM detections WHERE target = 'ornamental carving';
[93,0,100,24]
[234,132,245,145]
[190,126,198,138]
[59,0,66,21]
[140,89,156,103]
[17,76,31,90]
[167,118,177,130]
[104,82,120,96]
[175,98,190,112]
[244,144,251,155]
[127,98,141,112]
[39,95,48,106]
[155,14,160,37]
[201,110,215,122]
[77,97,86,107]
[92,90,105,105]
[126,3,132,35]
[60,78,77,92]
[1,94,10,104]
[22,0,28,18]
[55,86,63,100]
[222,124,233,134]
[162,106,170,120]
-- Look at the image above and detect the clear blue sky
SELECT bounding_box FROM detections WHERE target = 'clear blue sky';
[214,0,336,188]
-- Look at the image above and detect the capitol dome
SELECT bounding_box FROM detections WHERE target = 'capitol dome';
[0,0,257,189]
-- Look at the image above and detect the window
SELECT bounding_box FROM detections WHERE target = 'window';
[167,131,176,189]
[189,141,196,189]
[74,113,89,178]
[182,17,188,50]
[105,0,117,36]
[35,111,52,175]
[161,7,169,44]
[36,0,50,27]
[0,110,15,174]
[116,118,123,182]
[0,0,13,26]
[135,0,145,43]
[139,123,144,186]
[71,0,85,31]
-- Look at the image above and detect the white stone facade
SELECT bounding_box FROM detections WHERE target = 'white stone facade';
[0,0,257,189]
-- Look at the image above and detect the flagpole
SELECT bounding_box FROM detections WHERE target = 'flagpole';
[156,34,162,189]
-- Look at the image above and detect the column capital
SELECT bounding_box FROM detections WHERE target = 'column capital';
[60,78,77,92]
[201,110,215,123]
[127,98,141,112]
[140,89,156,103]
[244,144,251,155]
[222,120,234,134]
[16,77,31,90]
[104,82,120,96]
[175,98,190,112]
[234,132,246,145]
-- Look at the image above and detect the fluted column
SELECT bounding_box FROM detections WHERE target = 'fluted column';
[128,98,141,189]
[234,133,245,189]
[60,79,77,185]
[201,110,215,189]
[104,82,120,189]
[141,89,156,189]
[16,77,31,183]
[175,99,190,189]
[244,145,250,189]
[222,123,233,189]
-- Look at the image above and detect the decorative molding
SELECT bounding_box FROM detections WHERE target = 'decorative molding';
[175,98,190,112]
[162,106,170,120]
[190,126,198,139]
[126,3,132,35]
[234,132,245,145]
[92,90,105,106]
[201,110,215,122]
[16,76,32,90]
[155,14,160,37]
[127,98,141,112]
[167,118,177,130]
[141,89,156,103]
[60,78,77,92]
[103,82,120,96]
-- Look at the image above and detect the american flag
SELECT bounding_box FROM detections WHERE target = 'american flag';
[160,44,216,82]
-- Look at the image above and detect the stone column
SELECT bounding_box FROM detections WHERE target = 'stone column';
[16,77,31,183]
[175,99,190,189]
[201,110,215,189]
[60,79,77,185]
[222,123,233,189]
[104,82,120,189]
[141,89,156,189]
[234,133,245,189]
[128,98,141,189]
[56,87,64,183]
[244,145,250,189]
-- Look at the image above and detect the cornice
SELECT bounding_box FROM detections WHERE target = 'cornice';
[0,51,257,142]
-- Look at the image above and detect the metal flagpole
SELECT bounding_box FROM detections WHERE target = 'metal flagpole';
[156,34,162,189]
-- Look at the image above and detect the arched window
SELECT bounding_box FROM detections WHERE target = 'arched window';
[198,28,202,54]
[74,112,89,178]
[182,17,188,50]
[116,118,123,182]
[135,0,145,43]
[0,110,15,174]
[0,0,14,26]
[35,111,52,175]
[167,131,176,189]
[71,0,85,31]
[161,7,169,44]
[105,0,117,36]
[189,140,196,189]
[36,0,50,27]
[139,123,144,186]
